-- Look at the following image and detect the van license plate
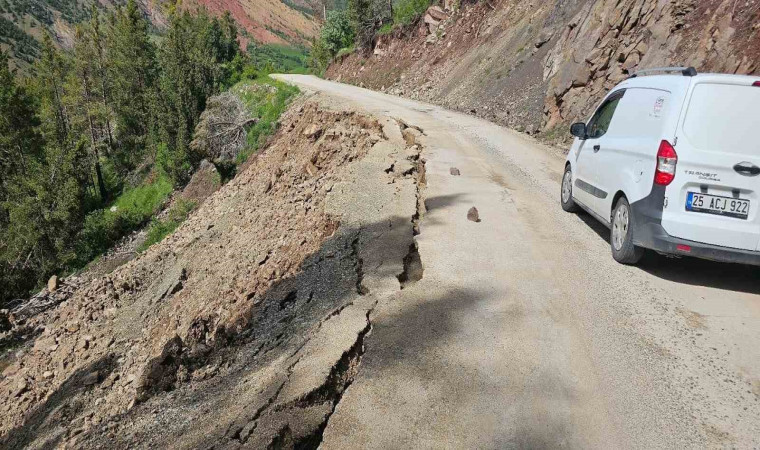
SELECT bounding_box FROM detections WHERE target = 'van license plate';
[686,192,749,220]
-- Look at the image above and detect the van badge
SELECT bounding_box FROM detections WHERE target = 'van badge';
[651,96,665,117]
[684,169,720,182]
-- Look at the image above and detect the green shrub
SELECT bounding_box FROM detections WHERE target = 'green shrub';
[233,77,299,165]
[320,11,355,55]
[335,45,356,59]
[247,42,310,74]
[394,0,432,26]
[310,10,355,73]
[377,23,394,35]
[308,38,331,75]
[76,172,173,264]
[155,142,192,186]
[139,198,196,251]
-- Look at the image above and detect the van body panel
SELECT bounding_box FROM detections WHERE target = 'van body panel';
[594,87,675,218]
[571,137,602,213]
[662,76,760,251]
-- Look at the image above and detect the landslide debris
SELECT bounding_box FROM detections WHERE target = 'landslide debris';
[0,99,419,449]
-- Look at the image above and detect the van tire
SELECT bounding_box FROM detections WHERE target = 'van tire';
[561,167,579,212]
[611,197,645,265]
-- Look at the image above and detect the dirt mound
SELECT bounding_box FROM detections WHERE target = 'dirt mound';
[0,100,399,449]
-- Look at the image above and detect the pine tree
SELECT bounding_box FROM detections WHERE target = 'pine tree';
[69,24,108,201]
[348,0,375,49]
[35,33,71,147]
[106,0,158,170]
[1,45,89,304]
[155,8,239,184]
[88,5,115,151]
[0,50,42,194]
[220,11,239,62]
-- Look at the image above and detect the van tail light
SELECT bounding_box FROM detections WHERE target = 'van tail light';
[754,81,760,87]
[655,140,678,186]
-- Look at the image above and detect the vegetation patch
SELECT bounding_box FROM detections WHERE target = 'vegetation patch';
[77,173,173,265]
[0,1,240,306]
[336,45,356,59]
[247,43,310,74]
[393,0,432,26]
[233,77,300,165]
[139,199,197,252]
[309,10,354,74]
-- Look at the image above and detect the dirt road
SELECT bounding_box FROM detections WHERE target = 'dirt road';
[275,75,760,449]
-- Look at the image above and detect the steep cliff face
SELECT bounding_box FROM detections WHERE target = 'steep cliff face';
[327,0,760,142]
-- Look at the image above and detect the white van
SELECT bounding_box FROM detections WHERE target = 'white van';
[561,67,760,265]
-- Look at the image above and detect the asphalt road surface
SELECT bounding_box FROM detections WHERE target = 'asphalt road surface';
[275,75,760,449]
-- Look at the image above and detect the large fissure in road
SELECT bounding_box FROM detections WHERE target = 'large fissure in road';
[292,118,429,449]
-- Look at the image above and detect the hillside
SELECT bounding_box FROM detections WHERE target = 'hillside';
[181,0,321,47]
[326,0,760,143]
[0,0,320,68]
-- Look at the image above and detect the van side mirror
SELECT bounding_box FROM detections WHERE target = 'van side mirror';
[570,122,587,139]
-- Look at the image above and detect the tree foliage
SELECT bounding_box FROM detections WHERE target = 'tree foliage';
[106,0,158,171]
[0,2,241,306]
[155,8,239,184]
[321,11,355,55]
[309,10,356,73]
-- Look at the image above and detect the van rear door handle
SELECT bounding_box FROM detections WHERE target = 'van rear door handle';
[593,145,601,152]
[733,162,760,176]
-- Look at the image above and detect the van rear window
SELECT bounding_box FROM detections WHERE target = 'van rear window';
[683,83,760,155]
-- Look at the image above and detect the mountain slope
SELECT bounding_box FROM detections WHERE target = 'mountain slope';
[0,0,320,68]
[182,0,321,47]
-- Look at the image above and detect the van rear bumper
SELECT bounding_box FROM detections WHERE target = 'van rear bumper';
[635,222,760,266]
[631,186,760,266]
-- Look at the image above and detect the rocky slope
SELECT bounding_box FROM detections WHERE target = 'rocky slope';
[327,0,760,143]
[0,93,427,449]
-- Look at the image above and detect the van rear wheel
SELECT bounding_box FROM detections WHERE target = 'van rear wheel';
[561,167,579,212]
[611,197,644,265]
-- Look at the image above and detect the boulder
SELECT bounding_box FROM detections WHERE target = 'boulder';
[467,207,481,223]
[136,335,184,402]
[427,6,449,21]
[303,124,322,139]
[423,14,440,34]
[621,52,641,72]
[82,371,100,386]
[535,30,552,48]
[47,275,58,292]
[181,159,221,204]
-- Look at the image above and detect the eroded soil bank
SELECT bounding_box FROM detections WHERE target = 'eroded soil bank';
[0,96,427,449]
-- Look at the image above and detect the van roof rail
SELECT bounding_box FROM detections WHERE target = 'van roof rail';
[629,67,698,78]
